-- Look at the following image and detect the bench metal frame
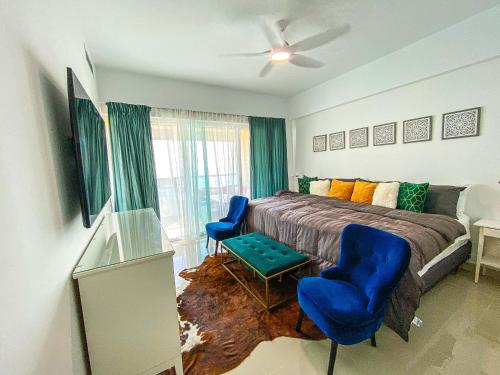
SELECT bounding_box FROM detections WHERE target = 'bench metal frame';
[220,242,312,310]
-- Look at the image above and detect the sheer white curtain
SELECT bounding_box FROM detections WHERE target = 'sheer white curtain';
[150,108,250,241]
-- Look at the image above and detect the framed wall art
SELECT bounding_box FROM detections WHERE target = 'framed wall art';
[373,122,396,146]
[403,116,432,143]
[442,107,480,140]
[349,127,368,148]
[313,134,327,152]
[329,131,345,151]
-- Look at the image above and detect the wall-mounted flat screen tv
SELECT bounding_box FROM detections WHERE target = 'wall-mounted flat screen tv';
[67,67,111,228]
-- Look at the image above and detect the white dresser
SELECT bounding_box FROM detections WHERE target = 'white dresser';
[73,209,183,375]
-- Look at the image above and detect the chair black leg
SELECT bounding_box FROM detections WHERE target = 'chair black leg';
[205,236,209,250]
[215,240,219,256]
[370,334,377,347]
[327,340,338,375]
[295,308,304,332]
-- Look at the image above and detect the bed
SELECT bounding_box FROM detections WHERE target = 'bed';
[245,190,471,341]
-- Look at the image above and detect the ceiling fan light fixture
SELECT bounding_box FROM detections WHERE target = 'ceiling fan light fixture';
[271,50,291,62]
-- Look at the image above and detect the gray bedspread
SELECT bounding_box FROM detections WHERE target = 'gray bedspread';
[246,191,466,340]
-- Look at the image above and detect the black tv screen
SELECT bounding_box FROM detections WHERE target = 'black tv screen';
[67,67,111,228]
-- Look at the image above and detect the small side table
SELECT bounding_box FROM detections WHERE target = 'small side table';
[473,219,500,283]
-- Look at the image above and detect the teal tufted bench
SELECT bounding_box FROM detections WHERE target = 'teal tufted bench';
[221,232,311,309]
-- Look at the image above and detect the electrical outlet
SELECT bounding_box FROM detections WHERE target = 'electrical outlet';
[412,316,423,327]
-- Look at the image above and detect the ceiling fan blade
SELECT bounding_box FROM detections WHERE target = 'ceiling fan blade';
[259,62,274,78]
[220,51,270,58]
[260,18,285,49]
[290,24,350,52]
[276,19,290,33]
[289,54,324,68]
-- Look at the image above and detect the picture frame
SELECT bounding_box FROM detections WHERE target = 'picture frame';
[329,131,345,151]
[403,116,432,143]
[373,122,396,146]
[442,107,480,140]
[349,127,368,148]
[313,134,327,152]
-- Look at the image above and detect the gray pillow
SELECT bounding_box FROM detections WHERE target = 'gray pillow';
[424,185,466,219]
[359,178,398,183]
[327,177,359,182]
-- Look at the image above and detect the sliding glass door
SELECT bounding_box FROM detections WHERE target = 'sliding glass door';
[150,109,250,241]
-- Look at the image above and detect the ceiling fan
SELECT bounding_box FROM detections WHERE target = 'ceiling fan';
[222,19,350,77]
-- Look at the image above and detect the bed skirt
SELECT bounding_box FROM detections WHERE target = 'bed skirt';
[421,241,471,294]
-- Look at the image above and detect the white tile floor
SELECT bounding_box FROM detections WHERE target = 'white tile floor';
[172,239,500,375]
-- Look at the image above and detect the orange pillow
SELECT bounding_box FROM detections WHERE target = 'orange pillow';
[328,179,355,200]
[351,180,378,204]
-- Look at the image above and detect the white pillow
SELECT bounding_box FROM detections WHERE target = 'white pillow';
[372,182,400,208]
[309,180,331,196]
[456,185,470,220]
[456,185,471,237]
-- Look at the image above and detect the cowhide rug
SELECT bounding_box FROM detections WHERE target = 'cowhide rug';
[177,254,325,375]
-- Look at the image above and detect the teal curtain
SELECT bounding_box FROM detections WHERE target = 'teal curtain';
[75,98,111,216]
[107,102,160,217]
[249,117,288,198]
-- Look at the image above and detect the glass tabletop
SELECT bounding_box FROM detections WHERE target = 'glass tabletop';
[73,208,174,278]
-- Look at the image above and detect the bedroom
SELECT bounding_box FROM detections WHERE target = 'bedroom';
[1,0,500,374]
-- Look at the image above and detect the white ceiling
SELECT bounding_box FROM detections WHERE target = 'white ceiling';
[80,0,500,97]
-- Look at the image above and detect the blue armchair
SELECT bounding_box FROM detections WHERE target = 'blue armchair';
[205,195,249,255]
[295,224,411,374]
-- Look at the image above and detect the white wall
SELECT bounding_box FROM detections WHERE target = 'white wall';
[0,1,105,374]
[294,56,500,185]
[289,5,500,119]
[293,57,500,257]
[97,66,294,184]
[97,66,288,118]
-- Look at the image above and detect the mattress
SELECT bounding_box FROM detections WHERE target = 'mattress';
[418,216,470,277]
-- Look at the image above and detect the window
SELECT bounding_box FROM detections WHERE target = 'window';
[150,108,250,241]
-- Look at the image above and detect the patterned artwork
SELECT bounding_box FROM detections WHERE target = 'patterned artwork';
[403,116,432,143]
[442,107,480,140]
[349,127,368,148]
[373,122,396,146]
[313,134,327,152]
[329,131,345,151]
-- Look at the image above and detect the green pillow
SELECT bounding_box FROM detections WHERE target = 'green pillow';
[298,176,318,194]
[397,182,429,212]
